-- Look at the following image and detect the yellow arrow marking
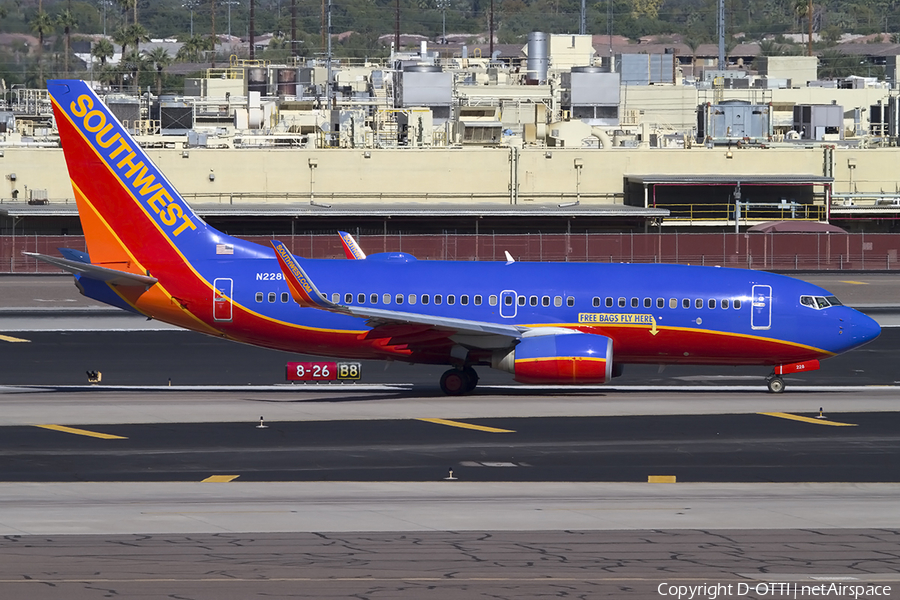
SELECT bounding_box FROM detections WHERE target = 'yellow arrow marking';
[650,317,659,336]
[417,418,515,433]
[202,475,240,483]
[759,412,857,427]
[0,335,30,343]
[35,425,127,439]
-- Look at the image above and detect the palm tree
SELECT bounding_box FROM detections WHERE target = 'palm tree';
[30,10,55,85]
[146,47,171,96]
[128,23,149,53]
[121,49,145,93]
[113,25,130,57]
[57,8,78,76]
[684,36,701,79]
[176,35,212,62]
[92,38,115,66]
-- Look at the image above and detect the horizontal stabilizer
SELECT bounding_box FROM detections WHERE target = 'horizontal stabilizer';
[24,252,158,287]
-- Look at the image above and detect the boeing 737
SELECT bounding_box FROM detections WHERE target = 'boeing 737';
[32,80,881,395]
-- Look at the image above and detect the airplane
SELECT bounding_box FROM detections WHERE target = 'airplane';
[31,79,881,395]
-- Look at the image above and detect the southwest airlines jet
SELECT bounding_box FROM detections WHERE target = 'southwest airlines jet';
[34,80,880,395]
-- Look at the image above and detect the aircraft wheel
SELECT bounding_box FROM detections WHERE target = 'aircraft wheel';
[767,376,785,394]
[440,369,467,396]
[462,366,479,393]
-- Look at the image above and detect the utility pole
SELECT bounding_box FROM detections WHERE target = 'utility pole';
[211,0,216,67]
[291,0,298,57]
[394,0,400,53]
[249,0,255,59]
[717,0,725,70]
[807,0,813,56]
[489,0,494,59]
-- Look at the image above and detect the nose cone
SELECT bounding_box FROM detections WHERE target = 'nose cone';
[848,310,881,349]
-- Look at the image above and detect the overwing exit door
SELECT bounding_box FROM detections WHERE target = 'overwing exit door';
[500,290,517,318]
[213,278,233,322]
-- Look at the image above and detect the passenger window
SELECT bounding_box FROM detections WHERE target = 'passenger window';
[358,293,365,304]
[383,293,391,304]
[504,295,512,306]
[682,298,690,309]
[435,294,443,305]
[554,296,563,307]
[644,297,652,308]
[605,297,613,307]
[345,293,353,304]
[255,292,263,303]
[518,296,526,306]
[618,297,626,308]
[422,294,430,305]
[544,296,552,307]
[331,293,340,303]
[708,298,716,309]
[461,295,468,305]
[447,295,456,305]
[695,298,703,309]
[475,295,482,306]
[370,293,378,304]
[669,298,677,309]
[395,293,404,305]
[268,292,277,303]
[721,299,729,309]
[409,294,417,305]
[489,295,498,306]
[657,298,664,309]
[282,292,289,303]
[733,299,741,309]
[567,296,575,307]
[592,297,601,307]
[530,295,538,306]
[631,297,639,308]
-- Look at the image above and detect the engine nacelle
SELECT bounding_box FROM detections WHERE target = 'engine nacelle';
[492,332,614,385]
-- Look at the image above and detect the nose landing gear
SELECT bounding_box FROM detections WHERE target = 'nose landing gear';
[765,359,820,393]
[440,366,479,395]
[766,375,785,394]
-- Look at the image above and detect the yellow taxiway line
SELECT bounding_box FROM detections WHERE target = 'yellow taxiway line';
[35,424,128,439]
[417,418,515,433]
[202,475,240,483]
[759,412,857,427]
[0,334,30,343]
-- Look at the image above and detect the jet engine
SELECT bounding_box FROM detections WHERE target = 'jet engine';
[492,332,613,385]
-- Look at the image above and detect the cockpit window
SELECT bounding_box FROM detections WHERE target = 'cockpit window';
[800,295,841,310]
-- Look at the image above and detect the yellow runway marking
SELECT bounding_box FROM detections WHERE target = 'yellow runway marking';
[0,334,30,343]
[35,425,127,439]
[202,475,240,483]
[648,475,677,483]
[417,418,515,433]
[759,412,857,427]
[840,280,869,285]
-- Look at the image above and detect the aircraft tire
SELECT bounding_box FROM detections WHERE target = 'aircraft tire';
[767,376,785,394]
[440,369,467,396]
[462,366,479,393]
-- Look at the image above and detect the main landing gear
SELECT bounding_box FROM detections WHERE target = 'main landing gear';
[440,366,479,396]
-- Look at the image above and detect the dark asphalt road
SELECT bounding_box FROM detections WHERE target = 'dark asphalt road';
[0,328,896,388]
[4,411,899,483]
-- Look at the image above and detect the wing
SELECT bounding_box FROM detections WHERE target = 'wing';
[24,252,158,287]
[270,240,525,351]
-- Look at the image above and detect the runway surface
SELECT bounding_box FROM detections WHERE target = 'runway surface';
[2,275,899,598]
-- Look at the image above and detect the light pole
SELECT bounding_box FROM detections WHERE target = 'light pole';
[183,0,199,36]
[436,0,448,43]
[224,0,240,38]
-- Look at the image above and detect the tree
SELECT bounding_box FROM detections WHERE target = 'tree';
[145,46,171,95]
[92,38,115,66]
[112,25,130,57]
[57,8,78,76]
[30,10,55,86]
[176,35,213,62]
[120,48,145,93]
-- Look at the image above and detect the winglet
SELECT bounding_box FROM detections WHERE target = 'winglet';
[270,241,336,309]
[504,251,515,264]
[338,231,367,260]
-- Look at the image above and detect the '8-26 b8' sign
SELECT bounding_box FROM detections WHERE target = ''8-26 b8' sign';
[286,362,361,381]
